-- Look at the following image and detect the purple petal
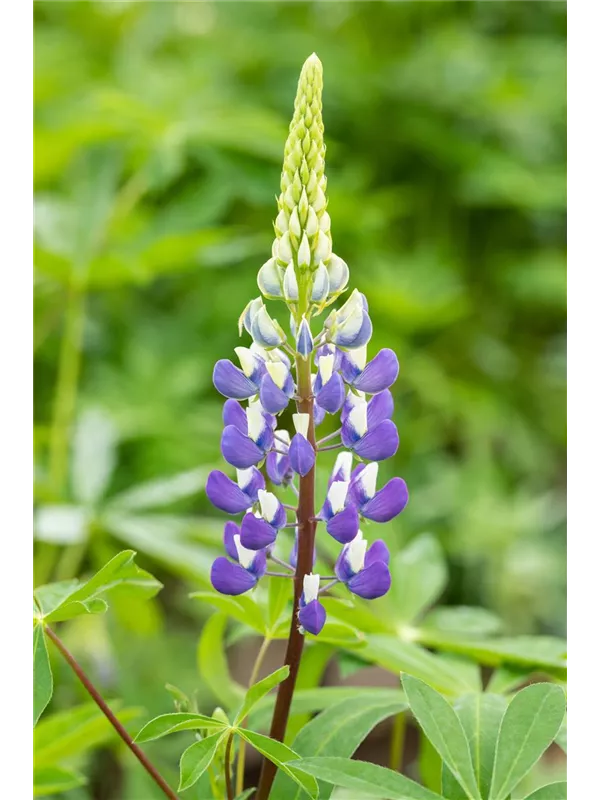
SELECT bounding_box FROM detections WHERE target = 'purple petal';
[313,402,326,427]
[354,420,399,462]
[353,349,399,394]
[334,545,355,583]
[238,466,265,502]
[259,373,291,414]
[367,390,394,429]
[348,464,368,506]
[298,599,326,635]
[361,478,409,522]
[223,400,248,433]
[223,521,241,561]
[266,452,289,485]
[270,501,287,530]
[326,505,360,544]
[240,512,277,550]
[211,557,257,595]
[341,415,363,448]
[340,353,362,384]
[221,426,264,469]
[347,562,391,599]
[333,311,372,349]
[365,539,390,567]
[248,549,267,579]
[213,360,258,400]
[315,372,345,414]
[206,470,251,514]
[254,419,274,452]
[289,433,315,477]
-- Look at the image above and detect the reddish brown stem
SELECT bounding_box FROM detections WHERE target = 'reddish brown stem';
[45,626,179,800]
[255,355,317,800]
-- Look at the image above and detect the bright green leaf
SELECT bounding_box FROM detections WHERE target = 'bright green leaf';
[555,717,567,754]
[135,712,227,743]
[197,612,245,709]
[522,783,568,800]
[390,533,448,624]
[233,665,289,726]
[403,675,480,800]
[419,606,502,639]
[489,683,566,800]
[33,626,53,726]
[289,757,444,799]
[237,729,318,799]
[34,766,86,796]
[191,591,266,633]
[267,574,292,629]
[108,467,211,510]
[441,693,507,800]
[486,666,533,695]
[178,731,226,792]
[71,407,118,506]
[271,693,408,800]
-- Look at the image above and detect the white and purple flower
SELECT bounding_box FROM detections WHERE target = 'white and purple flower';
[211,522,267,595]
[259,361,295,414]
[340,346,399,395]
[221,402,275,469]
[289,413,316,476]
[298,573,326,635]
[240,489,286,550]
[266,430,293,486]
[325,289,372,350]
[341,391,399,461]
[313,353,345,414]
[318,480,359,543]
[206,466,265,514]
[349,462,409,522]
[335,531,391,599]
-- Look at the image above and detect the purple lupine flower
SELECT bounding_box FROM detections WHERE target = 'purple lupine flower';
[341,394,399,461]
[221,404,275,469]
[240,489,286,550]
[296,317,314,358]
[325,290,372,349]
[259,361,295,414]
[266,430,293,486]
[206,466,265,514]
[298,574,326,635]
[341,347,399,395]
[211,521,267,595]
[318,480,359,543]
[329,451,354,486]
[213,347,265,400]
[313,353,345,414]
[335,531,391,599]
[289,413,315,476]
[349,462,409,522]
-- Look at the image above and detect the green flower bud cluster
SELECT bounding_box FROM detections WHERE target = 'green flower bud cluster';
[257,54,349,321]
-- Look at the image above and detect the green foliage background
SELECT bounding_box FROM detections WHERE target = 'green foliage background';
[34,2,565,797]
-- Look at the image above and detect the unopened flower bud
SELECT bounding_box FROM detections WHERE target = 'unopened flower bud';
[283,262,299,302]
[250,305,286,349]
[326,253,350,294]
[289,207,302,240]
[305,206,319,237]
[278,231,293,264]
[296,316,314,358]
[275,209,288,235]
[298,232,311,270]
[257,258,283,299]
[314,230,332,263]
[311,261,330,303]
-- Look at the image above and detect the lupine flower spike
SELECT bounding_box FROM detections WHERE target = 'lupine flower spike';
[205,55,408,651]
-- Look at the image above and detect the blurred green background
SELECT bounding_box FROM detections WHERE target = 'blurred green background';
[34,1,566,797]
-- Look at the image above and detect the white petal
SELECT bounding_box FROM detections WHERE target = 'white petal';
[345,390,366,409]
[303,573,320,603]
[314,230,332,263]
[258,489,279,523]
[328,480,349,514]
[332,451,353,481]
[279,231,293,263]
[357,462,378,500]
[311,261,330,303]
[346,530,367,574]
[247,406,266,442]
[266,361,288,389]
[298,232,311,269]
[276,429,291,446]
[275,209,288,234]
[348,402,368,438]
[235,346,260,378]
[234,534,255,569]
[236,467,254,490]
[283,262,299,301]
[319,353,335,385]
[347,345,368,371]
[293,413,310,438]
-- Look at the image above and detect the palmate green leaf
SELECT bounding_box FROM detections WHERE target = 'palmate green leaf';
[233,665,289,726]
[108,467,212,511]
[362,635,476,695]
[289,757,444,800]
[33,626,53,726]
[441,693,507,800]
[33,766,86,797]
[486,666,533,695]
[555,717,567,753]
[191,591,266,633]
[389,533,448,624]
[237,729,318,800]
[38,550,162,623]
[419,606,503,639]
[489,683,566,800]
[35,701,141,767]
[178,730,227,792]
[403,675,481,800]
[135,712,227,743]
[271,693,408,800]
[197,612,245,709]
[522,783,568,800]
[71,407,118,506]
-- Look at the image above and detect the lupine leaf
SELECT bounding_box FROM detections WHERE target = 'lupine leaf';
[39,550,162,623]
[284,642,334,743]
[237,729,318,799]
[108,467,212,510]
[33,766,86,796]
[71,407,118,506]
[522,783,568,800]
[403,675,480,800]
[33,626,53,726]
[390,533,448,624]
[486,666,533,695]
[289,757,444,799]
[135,712,227,743]
[419,606,502,638]
[233,665,289,726]
[271,693,408,800]
[191,591,266,633]
[441,693,507,800]
[197,612,245,709]
[267,575,292,629]
[555,717,567,753]
[178,731,226,791]
[489,683,566,800]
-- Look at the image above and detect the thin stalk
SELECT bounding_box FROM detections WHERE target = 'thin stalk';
[389,709,406,772]
[281,503,297,512]
[224,732,235,800]
[318,443,342,452]
[45,626,179,800]
[255,344,317,800]
[319,579,340,594]
[265,571,295,578]
[316,427,342,446]
[268,555,294,572]
[235,636,271,795]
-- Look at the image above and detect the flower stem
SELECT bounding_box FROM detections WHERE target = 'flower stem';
[389,709,406,772]
[265,571,295,578]
[318,443,342,452]
[45,626,179,800]
[316,427,342,446]
[235,636,271,795]
[255,350,317,800]
[268,555,294,572]
[224,732,235,800]
[319,578,340,594]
